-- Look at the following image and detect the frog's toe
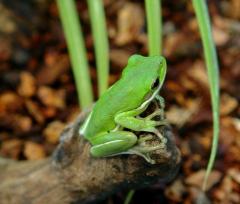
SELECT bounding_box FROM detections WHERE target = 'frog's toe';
[126,135,167,164]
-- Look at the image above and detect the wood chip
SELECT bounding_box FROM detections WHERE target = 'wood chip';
[0,139,23,159]
[17,71,36,97]
[25,100,45,124]
[38,86,65,109]
[43,121,65,144]
[166,99,200,127]
[115,2,144,45]
[110,49,131,68]
[165,179,186,202]
[185,170,222,191]
[24,141,46,160]
[228,168,240,184]
[220,93,238,115]
[36,54,69,85]
[213,26,229,46]
[0,92,23,113]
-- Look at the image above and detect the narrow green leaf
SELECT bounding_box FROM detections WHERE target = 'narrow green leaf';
[87,0,109,96]
[192,0,220,191]
[124,190,135,204]
[145,0,162,55]
[57,0,93,108]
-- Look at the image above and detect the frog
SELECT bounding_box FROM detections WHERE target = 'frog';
[79,54,167,163]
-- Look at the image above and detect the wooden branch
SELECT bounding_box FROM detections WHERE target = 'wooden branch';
[0,111,181,204]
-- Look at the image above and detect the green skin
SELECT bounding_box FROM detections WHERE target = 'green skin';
[79,55,167,163]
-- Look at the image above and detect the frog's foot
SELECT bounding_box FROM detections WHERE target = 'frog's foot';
[152,128,167,144]
[141,120,168,144]
[145,109,164,120]
[126,135,166,164]
[127,149,155,164]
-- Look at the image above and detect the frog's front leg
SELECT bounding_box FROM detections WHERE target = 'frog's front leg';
[155,95,165,120]
[114,100,168,143]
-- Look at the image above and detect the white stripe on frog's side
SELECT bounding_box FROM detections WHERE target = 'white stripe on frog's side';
[79,111,93,136]
[92,140,123,149]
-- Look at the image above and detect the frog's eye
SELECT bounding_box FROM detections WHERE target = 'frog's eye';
[151,79,159,88]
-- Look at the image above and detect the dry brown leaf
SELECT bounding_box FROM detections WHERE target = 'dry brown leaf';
[212,26,229,46]
[110,49,131,68]
[43,120,65,144]
[36,54,69,85]
[66,106,80,122]
[0,92,23,113]
[188,187,211,204]
[220,94,238,116]
[17,71,36,97]
[166,99,200,127]
[0,139,23,159]
[0,37,12,60]
[216,176,232,203]
[42,107,57,118]
[165,179,186,202]
[166,106,192,127]
[222,0,240,19]
[19,118,32,132]
[213,175,240,204]
[115,2,144,45]
[232,118,240,132]
[185,170,222,191]
[14,114,32,132]
[24,141,46,160]
[164,32,184,57]
[38,86,65,109]
[228,168,240,184]
[220,117,240,152]
[25,100,45,124]
[187,60,209,88]
[0,113,32,133]
[188,18,198,32]
[0,4,17,34]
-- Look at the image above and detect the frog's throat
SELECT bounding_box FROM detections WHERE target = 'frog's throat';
[141,82,162,110]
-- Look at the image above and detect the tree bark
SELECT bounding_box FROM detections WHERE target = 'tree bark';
[0,111,181,204]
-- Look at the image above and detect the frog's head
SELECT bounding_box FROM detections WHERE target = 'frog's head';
[124,54,167,88]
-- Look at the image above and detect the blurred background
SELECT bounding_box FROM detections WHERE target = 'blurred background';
[0,0,239,203]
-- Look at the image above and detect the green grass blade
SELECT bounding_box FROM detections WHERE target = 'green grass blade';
[124,190,135,204]
[57,0,93,108]
[192,0,220,191]
[144,0,162,55]
[87,0,109,97]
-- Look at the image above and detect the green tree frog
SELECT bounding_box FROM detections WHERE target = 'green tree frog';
[79,54,167,163]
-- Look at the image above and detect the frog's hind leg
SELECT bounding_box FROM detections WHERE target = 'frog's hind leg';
[90,131,137,157]
[90,131,165,164]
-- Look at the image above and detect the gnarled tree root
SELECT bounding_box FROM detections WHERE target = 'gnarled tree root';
[0,111,181,204]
